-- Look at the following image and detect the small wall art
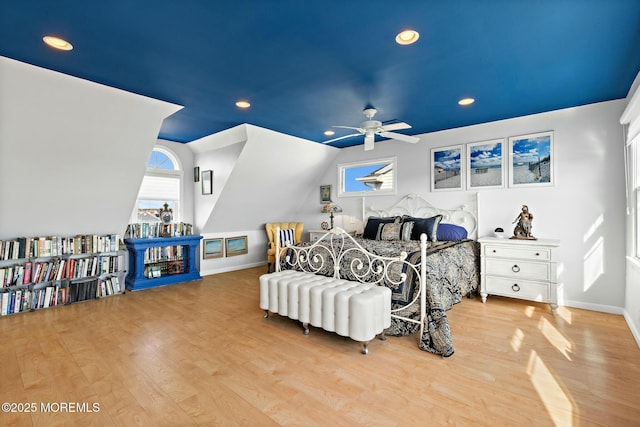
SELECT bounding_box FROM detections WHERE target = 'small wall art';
[431,145,463,191]
[203,238,223,259]
[202,170,213,195]
[466,139,506,189]
[508,131,554,187]
[225,235,248,257]
[320,184,332,203]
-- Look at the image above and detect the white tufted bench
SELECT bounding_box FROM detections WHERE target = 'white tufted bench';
[259,270,391,354]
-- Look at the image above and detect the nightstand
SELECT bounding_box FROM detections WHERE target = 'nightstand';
[309,229,329,243]
[478,236,560,314]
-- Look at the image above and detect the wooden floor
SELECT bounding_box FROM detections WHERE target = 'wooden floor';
[1,266,639,426]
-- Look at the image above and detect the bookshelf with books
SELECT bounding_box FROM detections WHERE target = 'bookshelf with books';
[123,235,202,291]
[0,234,126,316]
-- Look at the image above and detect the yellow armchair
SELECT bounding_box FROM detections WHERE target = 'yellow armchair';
[265,222,304,272]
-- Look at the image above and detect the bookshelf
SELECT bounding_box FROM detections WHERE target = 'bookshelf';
[123,235,202,291]
[0,234,126,316]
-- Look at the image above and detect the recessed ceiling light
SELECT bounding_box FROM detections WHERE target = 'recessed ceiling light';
[458,98,475,106]
[235,100,251,109]
[43,35,73,51]
[324,130,335,136]
[395,30,419,45]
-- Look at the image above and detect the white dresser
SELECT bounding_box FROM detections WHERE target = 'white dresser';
[478,236,560,314]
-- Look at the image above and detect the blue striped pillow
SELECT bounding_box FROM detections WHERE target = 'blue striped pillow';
[279,228,296,246]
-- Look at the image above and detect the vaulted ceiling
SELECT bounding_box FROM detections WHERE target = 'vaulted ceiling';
[2,1,639,149]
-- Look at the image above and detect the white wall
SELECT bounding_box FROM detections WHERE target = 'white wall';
[0,56,181,239]
[311,100,627,312]
[188,124,339,275]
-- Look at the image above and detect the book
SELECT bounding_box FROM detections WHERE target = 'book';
[23,262,32,284]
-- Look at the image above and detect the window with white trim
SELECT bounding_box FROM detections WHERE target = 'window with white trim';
[132,147,182,223]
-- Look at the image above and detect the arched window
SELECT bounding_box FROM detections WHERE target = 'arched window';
[132,146,182,224]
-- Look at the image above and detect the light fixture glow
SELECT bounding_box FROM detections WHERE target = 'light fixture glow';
[235,100,251,109]
[324,130,335,136]
[395,30,419,45]
[458,97,475,106]
[43,35,73,51]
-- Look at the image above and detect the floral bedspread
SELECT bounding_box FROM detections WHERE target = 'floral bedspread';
[280,236,479,357]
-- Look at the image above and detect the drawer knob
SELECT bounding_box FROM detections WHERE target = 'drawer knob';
[535,252,540,256]
[512,264,520,273]
[512,284,521,292]
[492,249,496,253]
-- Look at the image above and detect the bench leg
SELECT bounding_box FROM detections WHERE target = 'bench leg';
[302,322,310,335]
[264,310,269,318]
[379,331,387,341]
[361,341,370,355]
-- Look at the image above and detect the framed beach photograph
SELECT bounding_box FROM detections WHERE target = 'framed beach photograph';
[320,184,332,203]
[509,131,554,187]
[225,235,248,257]
[431,145,463,191]
[201,170,213,195]
[203,238,223,259]
[466,139,506,189]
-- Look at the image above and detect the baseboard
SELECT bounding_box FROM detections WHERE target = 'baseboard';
[201,261,266,276]
[562,300,624,315]
[623,309,640,349]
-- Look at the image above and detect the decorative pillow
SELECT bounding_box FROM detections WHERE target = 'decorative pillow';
[278,228,296,246]
[363,216,398,240]
[436,223,468,241]
[377,222,402,240]
[405,215,443,242]
[400,221,414,241]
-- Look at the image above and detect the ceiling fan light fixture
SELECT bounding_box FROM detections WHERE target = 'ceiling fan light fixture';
[458,97,475,106]
[235,100,251,109]
[395,30,419,45]
[42,35,73,51]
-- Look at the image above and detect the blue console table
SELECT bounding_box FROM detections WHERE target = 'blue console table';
[124,235,202,291]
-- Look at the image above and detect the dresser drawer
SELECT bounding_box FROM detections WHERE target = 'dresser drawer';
[484,244,550,261]
[485,277,549,301]
[485,258,551,281]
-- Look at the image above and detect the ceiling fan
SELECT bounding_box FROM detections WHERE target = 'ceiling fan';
[323,106,420,151]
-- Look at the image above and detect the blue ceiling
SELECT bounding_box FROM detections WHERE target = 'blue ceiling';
[2,1,639,148]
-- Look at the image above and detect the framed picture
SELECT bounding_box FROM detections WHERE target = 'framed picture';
[320,184,332,203]
[431,145,463,191]
[203,238,223,259]
[466,139,506,189]
[193,166,200,182]
[509,131,554,187]
[225,235,248,257]
[202,170,213,195]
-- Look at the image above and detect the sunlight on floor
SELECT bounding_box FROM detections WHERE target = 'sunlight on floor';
[510,328,525,352]
[556,306,573,324]
[583,236,604,292]
[527,350,574,427]
[524,306,535,318]
[539,317,573,361]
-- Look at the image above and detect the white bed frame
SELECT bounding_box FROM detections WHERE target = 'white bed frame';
[362,193,478,239]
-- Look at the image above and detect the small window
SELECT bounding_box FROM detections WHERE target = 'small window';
[338,157,397,197]
[132,147,182,223]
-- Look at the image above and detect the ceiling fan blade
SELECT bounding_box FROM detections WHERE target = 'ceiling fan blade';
[322,133,361,144]
[333,125,362,131]
[381,121,412,131]
[379,131,420,143]
[364,134,375,151]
